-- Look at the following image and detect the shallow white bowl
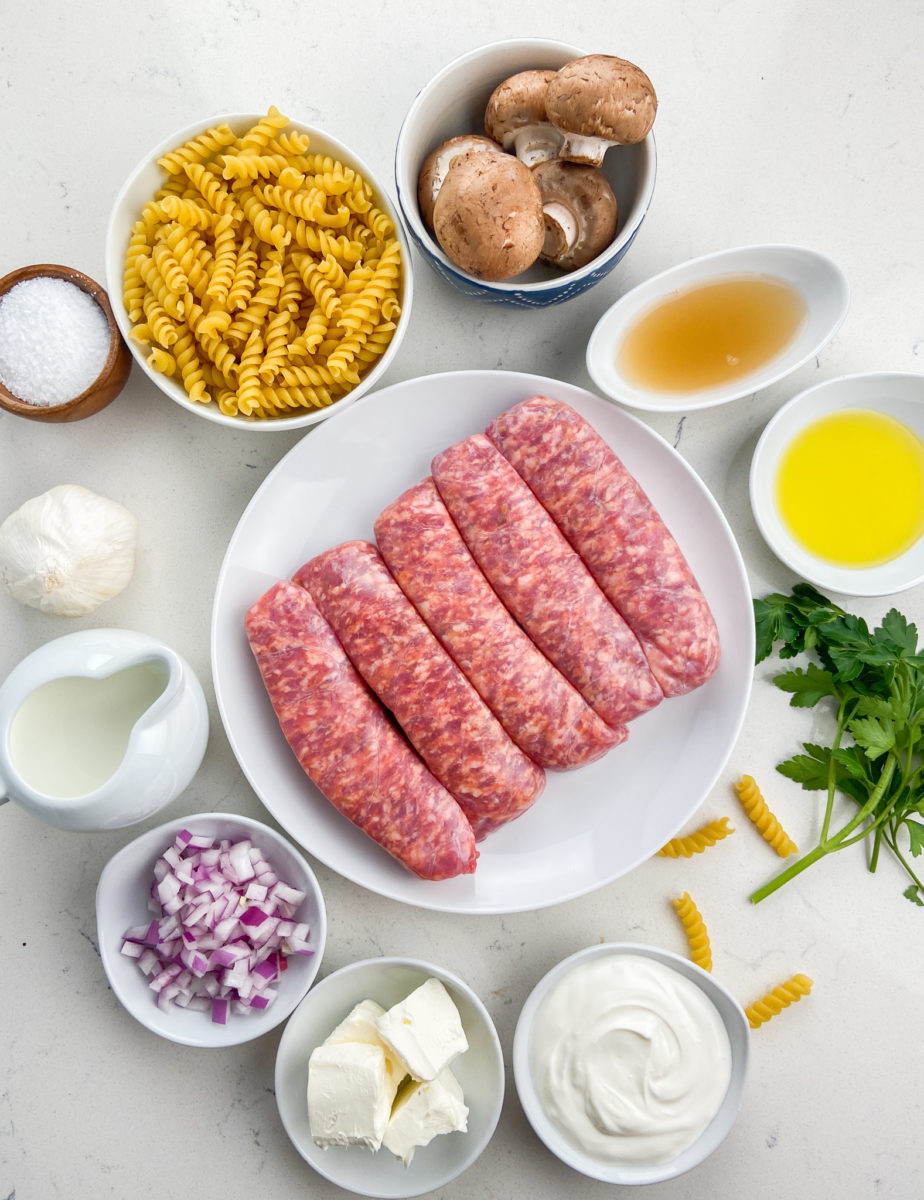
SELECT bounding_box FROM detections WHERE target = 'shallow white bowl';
[96,812,326,1047]
[586,244,849,411]
[105,111,413,430]
[750,371,924,596]
[395,39,657,307]
[513,943,750,1185]
[212,370,753,915]
[275,957,504,1198]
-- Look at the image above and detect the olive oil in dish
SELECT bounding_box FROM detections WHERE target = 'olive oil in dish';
[9,662,168,797]
[616,274,807,393]
[775,407,924,566]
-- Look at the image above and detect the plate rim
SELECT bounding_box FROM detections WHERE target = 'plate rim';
[211,368,754,915]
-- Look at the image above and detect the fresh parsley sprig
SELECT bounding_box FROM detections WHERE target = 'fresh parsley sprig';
[751,583,924,905]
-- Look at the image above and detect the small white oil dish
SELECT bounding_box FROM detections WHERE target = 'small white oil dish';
[750,371,924,596]
[586,244,849,412]
[0,628,208,831]
[513,943,749,1185]
[275,956,504,1198]
[96,812,326,1047]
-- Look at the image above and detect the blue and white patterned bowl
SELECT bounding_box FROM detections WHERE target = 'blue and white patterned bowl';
[395,39,657,308]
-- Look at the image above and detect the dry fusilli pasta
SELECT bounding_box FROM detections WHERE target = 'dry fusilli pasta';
[734,774,798,856]
[123,107,402,418]
[671,892,712,972]
[657,816,735,859]
[745,974,813,1029]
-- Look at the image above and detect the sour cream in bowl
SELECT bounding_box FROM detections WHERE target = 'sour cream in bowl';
[513,943,749,1184]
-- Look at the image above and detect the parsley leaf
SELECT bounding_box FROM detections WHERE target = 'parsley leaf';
[751,586,924,907]
[773,663,837,708]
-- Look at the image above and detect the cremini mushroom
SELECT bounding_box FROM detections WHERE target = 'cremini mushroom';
[432,149,545,281]
[545,54,657,167]
[532,160,618,271]
[484,69,563,167]
[417,134,503,230]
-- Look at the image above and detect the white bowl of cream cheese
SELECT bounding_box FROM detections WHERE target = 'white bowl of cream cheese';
[512,942,749,1184]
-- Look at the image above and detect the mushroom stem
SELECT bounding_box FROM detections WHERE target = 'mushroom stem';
[557,132,621,168]
[507,124,563,168]
[541,201,580,260]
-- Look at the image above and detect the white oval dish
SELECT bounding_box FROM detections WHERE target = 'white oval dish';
[512,942,750,1186]
[586,244,849,412]
[274,956,504,1198]
[750,371,924,596]
[211,370,754,915]
[105,111,412,431]
[96,812,326,1047]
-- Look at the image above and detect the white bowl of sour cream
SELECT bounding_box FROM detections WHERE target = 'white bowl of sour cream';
[512,943,749,1185]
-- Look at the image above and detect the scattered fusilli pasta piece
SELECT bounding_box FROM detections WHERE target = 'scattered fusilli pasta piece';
[671,892,712,972]
[745,973,813,1029]
[734,774,798,857]
[658,816,735,859]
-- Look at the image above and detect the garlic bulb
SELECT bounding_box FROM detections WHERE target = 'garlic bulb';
[0,484,137,616]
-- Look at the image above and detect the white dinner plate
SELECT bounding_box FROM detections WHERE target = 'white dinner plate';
[211,370,753,915]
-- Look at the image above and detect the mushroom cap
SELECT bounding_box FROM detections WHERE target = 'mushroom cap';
[417,134,503,230]
[484,69,557,143]
[432,149,544,281]
[545,54,657,147]
[532,160,618,271]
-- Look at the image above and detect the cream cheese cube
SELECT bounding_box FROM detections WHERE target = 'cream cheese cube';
[324,998,407,1095]
[383,1067,469,1166]
[375,977,469,1082]
[307,1041,394,1151]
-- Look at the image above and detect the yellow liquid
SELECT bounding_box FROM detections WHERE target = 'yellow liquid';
[617,274,807,393]
[9,663,168,797]
[775,408,924,567]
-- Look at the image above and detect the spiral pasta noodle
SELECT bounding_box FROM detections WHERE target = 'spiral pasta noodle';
[657,816,735,859]
[156,124,237,175]
[123,108,402,418]
[671,892,712,973]
[745,974,813,1029]
[734,774,798,857]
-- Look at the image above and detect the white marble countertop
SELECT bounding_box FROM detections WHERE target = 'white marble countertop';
[2,3,923,1197]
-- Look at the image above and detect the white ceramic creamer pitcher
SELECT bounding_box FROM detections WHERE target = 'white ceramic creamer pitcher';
[0,628,209,831]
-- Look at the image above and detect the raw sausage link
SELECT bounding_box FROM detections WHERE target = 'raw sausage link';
[294,541,544,839]
[431,434,662,728]
[245,580,477,880]
[375,477,624,770]
[486,396,720,695]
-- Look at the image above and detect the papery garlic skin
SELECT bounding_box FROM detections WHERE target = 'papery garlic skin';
[0,484,137,616]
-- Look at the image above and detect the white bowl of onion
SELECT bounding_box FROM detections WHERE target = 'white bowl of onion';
[96,812,327,1047]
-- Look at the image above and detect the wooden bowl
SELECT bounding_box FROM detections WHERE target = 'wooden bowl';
[0,263,132,422]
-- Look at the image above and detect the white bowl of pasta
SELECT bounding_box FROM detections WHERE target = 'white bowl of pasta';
[105,108,413,430]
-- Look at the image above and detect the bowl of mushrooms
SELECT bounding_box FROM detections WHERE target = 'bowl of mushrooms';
[395,39,658,307]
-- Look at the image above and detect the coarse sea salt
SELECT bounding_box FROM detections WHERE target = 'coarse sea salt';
[0,276,111,407]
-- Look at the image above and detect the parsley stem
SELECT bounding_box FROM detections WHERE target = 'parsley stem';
[750,755,897,903]
[820,701,850,844]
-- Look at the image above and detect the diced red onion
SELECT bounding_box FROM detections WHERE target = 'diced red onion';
[120,831,311,1025]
